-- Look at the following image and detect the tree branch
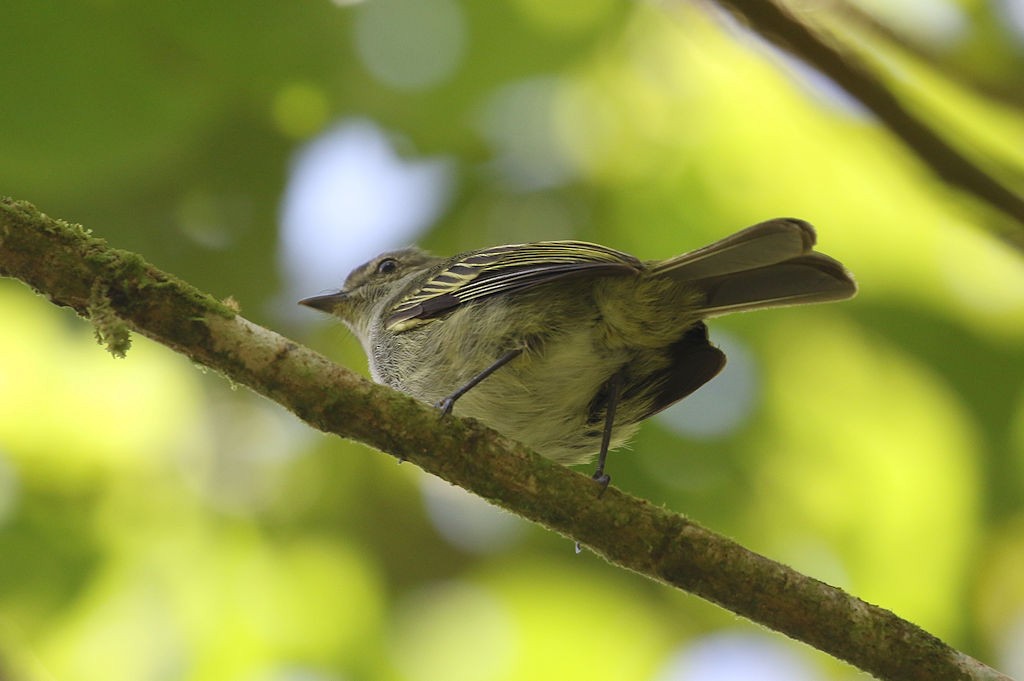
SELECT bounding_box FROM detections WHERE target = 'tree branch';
[828,0,1024,110]
[0,197,1011,681]
[710,0,1024,249]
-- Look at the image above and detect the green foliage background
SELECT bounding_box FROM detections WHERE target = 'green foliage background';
[1,1,1023,680]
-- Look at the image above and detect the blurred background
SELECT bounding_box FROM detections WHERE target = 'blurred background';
[2,1,1023,680]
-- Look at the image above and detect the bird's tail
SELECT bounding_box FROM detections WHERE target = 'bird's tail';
[652,218,857,316]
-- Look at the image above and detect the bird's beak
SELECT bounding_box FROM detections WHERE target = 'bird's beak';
[298,291,348,313]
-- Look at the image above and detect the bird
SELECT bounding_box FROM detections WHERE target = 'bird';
[300,218,857,486]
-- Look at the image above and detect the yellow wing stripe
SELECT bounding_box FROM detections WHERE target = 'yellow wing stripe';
[386,241,640,330]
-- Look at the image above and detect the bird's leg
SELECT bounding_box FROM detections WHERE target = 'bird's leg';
[435,347,524,415]
[573,370,625,553]
[591,369,624,493]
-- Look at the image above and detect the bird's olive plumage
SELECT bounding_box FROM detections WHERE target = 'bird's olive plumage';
[301,218,856,466]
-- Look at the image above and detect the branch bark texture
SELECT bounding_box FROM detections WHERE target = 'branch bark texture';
[0,198,1012,681]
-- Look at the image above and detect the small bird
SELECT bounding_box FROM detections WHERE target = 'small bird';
[300,218,856,486]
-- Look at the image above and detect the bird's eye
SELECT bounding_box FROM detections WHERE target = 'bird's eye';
[376,258,399,275]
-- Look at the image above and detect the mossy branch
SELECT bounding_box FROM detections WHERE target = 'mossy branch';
[0,198,1011,681]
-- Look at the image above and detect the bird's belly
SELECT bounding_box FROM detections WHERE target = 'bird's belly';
[411,327,640,464]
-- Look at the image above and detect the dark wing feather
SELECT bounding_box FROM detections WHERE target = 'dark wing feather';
[386,241,642,330]
[622,322,727,423]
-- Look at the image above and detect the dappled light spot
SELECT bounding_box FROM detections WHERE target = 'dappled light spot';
[850,0,968,46]
[419,475,526,553]
[353,0,465,91]
[1004,0,1024,43]
[0,453,18,528]
[976,515,1024,678]
[175,190,249,251]
[511,0,616,34]
[655,331,757,440]
[272,82,330,140]
[653,632,820,681]
[279,119,454,312]
[0,285,203,486]
[997,609,1024,679]
[474,559,670,679]
[938,223,1024,335]
[392,582,516,681]
[477,77,578,190]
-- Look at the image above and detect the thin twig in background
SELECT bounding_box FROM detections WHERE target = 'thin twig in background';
[709,0,1024,249]
[828,0,1024,110]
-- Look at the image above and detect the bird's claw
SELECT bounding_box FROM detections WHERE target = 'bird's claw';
[435,397,455,416]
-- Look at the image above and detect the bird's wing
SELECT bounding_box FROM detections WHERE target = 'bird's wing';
[610,321,726,425]
[386,241,641,331]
